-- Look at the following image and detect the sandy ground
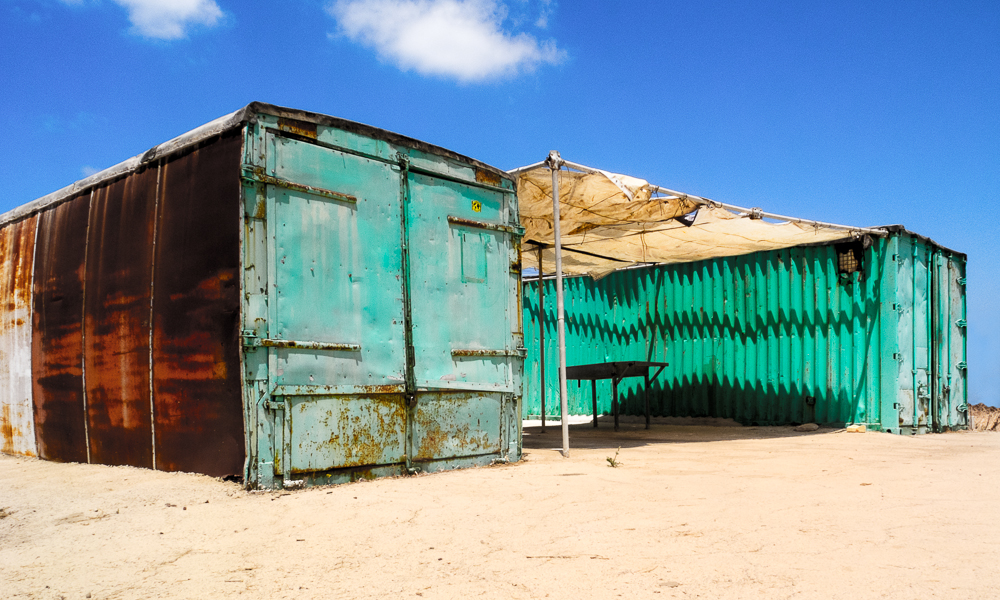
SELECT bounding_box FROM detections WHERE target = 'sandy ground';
[971,403,1000,431]
[2,418,999,600]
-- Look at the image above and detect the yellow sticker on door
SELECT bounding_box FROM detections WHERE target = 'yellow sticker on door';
[472,200,482,212]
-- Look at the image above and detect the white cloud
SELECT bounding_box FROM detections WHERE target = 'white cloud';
[111,0,223,40]
[81,166,101,178]
[328,0,565,82]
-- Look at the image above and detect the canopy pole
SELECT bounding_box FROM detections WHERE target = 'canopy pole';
[537,245,545,434]
[546,150,570,458]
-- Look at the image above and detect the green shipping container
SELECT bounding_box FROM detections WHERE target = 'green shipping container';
[0,103,524,489]
[522,230,968,434]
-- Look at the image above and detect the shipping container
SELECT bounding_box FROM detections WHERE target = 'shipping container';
[0,103,524,488]
[523,231,968,434]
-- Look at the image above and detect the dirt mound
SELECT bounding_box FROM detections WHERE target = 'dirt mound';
[971,403,1000,431]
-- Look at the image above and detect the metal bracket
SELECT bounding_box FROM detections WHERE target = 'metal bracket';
[264,399,285,411]
[957,277,967,286]
[956,319,967,328]
[956,403,969,412]
[957,361,968,370]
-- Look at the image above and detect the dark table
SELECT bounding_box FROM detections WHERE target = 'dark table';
[565,361,668,431]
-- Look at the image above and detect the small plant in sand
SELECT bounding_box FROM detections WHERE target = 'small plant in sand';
[606,447,622,468]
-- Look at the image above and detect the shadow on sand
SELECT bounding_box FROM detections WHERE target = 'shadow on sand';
[522,415,845,451]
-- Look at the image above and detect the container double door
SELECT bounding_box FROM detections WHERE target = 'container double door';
[249,131,519,486]
[893,239,967,434]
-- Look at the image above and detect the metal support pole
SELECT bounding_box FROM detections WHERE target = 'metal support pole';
[547,150,570,458]
[613,377,620,432]
[645,370,651,429]
[537,245,545,433]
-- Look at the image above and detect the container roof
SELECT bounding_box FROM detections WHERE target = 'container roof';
[1,102,513,228]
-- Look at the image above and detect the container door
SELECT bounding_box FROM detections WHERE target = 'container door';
[404,170,519,469]
[261,132,409,480]
[896,238,932,434]
[931,253,969,431]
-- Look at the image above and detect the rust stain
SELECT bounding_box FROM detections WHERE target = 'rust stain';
[151,133,244,477]
[413,395,492,461]
[474,168,502,187]
[277,117,317,139]
[32,195,90,463]
[290,395,405,474]
[0,214,39,457]
[84,169,156,468]
[0,404,16,455]
[356,384,406,394]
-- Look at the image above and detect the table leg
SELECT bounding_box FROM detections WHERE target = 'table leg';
[613,378,620,432]
[645,371,650,429]
[591,379,598,428]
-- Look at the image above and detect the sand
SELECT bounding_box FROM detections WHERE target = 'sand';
[971,404,1000,431]
[2,419,999,600]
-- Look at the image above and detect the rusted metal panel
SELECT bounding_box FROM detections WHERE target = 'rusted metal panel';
[411,392,502,464]
[0,215,38,457]
[151,134,244,476]
[31,195,90,463]
[84,171,157,468]
[288,394,406,474]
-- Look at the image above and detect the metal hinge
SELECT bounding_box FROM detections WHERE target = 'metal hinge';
[957,361,968,370]
[956,319,967,328]
[957,277,967,286]
[264,399,285,411]
[956,403,969,412]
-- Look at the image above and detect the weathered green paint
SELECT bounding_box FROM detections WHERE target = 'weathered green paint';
[522,233,968,433]
[240,111,523,489]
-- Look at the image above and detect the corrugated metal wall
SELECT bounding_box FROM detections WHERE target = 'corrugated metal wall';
[0,215,39,456]
[1,132,245,475]
[523,234,968,430]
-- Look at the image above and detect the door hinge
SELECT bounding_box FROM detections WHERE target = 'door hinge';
[264,399,285,411]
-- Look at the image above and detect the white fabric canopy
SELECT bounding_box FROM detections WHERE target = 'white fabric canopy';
[515,164,882,277]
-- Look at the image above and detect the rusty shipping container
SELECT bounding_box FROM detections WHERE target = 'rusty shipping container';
[0,103,524,488]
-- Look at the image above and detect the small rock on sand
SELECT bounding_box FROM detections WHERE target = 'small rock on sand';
[795,423,820,432]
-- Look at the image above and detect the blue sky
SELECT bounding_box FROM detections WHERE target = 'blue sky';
[2,0,998,405]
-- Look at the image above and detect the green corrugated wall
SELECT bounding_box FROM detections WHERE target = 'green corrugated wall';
[522,233,969,431]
